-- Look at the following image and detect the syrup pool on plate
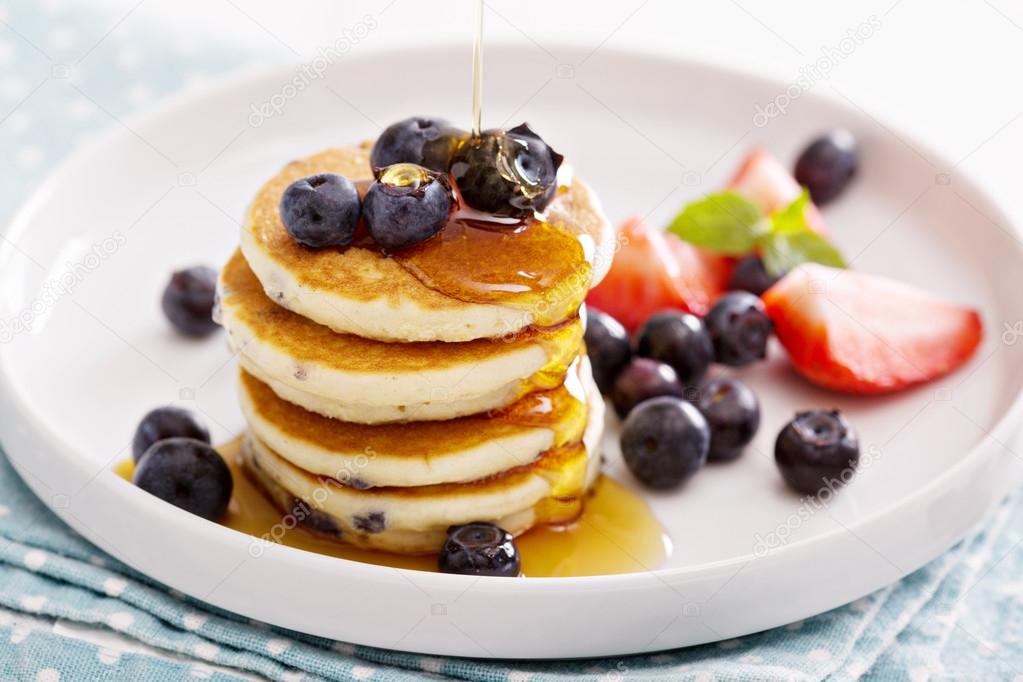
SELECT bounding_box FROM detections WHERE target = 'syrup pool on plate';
[116,437,670,577]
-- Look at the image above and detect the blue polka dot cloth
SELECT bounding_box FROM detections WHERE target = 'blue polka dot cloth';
[2,1,1023,680]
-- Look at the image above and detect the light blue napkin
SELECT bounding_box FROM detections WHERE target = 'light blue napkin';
[2,448,1022,681]
[2,1,1022,679]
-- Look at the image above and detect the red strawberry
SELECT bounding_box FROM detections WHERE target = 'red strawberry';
[762,264,983,394]
[587,216,731,331]
[729,148,828,235]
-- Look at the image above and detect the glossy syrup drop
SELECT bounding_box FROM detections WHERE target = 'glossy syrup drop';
[509,316,585,401]
[493,372,589,447]
[116,438,669,577]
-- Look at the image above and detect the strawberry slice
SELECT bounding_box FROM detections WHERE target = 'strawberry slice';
[587,216,731,331]
[762,264,983,394]
[729,148,828,235]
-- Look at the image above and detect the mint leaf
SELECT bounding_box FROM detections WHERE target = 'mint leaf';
[761,229,846,276]
[760,190,845,275]
[771,190,813,234]
[667,191,764,255]
[666,187,845,277]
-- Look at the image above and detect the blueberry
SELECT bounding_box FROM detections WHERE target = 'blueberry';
[364,163,453,251]
[353,511,386,534]
[694,377,760,461]
[289,499,343,537]
[132,438,233,521]
[794,129,858,205]
[775,410,860,494]
[370,116,465,172]
[621,397,710,489]
[705,292,773,367]
[279,173,361,249]
[634,311,714,387]
[584,308,631,394]
[439,522,520,577]
[450,123,563,218]
[728,255,781,296]
[611,358,686,419]
[132,406,210,463]
[161,266,219,338]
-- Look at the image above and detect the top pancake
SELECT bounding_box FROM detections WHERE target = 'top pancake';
[240,142,614,343]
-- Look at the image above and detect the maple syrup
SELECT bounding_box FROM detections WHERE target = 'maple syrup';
[115,438,669,577]
[493,371,587,446]
[471,0,484,137]
[395,216,590,329]
[348,189,591,329]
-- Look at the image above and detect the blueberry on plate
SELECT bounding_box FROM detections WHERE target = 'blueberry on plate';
[775,410,860,494]
[694,376,760,461]
[161,265,219,338]
[611,357,686,419]
[728,255,781,297]
[621,396,710,489]
[794,129,858,205]
[370,116,465,172]
[132,406,210,463]
[132,438,233,521]
[584,308,631,394]
[279,173,360,249]
[450,123,563,218]
[705,292,773,367]
[633,311,714,387]
[439,522,520,577]
[364,163,454,251]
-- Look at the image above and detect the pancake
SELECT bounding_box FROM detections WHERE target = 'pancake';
[239,142,614,343]
[238,357,592,488]
[239,368,606,554]
[217,249,582,423]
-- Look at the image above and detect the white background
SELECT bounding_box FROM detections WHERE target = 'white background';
[76,0,1023,218]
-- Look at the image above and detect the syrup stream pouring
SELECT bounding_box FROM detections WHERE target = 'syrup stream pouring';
[471,0,484,137]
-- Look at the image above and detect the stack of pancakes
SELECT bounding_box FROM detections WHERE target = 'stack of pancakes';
[216,143,614,554]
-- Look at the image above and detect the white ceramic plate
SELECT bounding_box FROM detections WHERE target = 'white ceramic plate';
[3,44,1023,659]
